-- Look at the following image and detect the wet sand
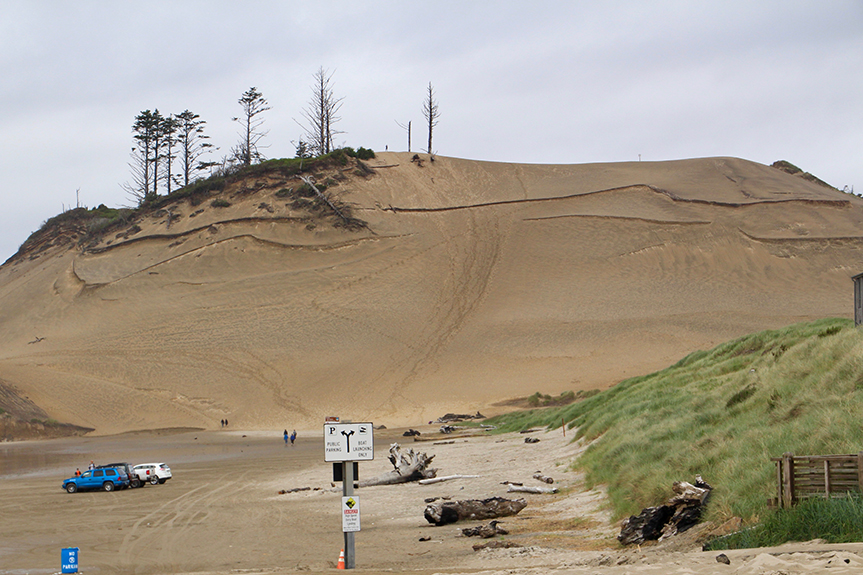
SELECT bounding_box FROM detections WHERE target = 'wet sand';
[1,428,335,574]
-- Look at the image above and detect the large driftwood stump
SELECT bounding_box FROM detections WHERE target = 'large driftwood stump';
[357,443,436,487]
[424,497,527,526]
[618,475,712,545]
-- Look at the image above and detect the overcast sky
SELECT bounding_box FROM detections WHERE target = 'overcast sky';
[1,1,861,264]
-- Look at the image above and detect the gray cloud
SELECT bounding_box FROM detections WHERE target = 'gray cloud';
[1,1,861,262]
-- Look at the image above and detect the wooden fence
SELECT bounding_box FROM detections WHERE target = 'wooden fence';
[772,452,863,508]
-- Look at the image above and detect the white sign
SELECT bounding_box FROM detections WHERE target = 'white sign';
[324,422,374,462]
[342,496,361,532]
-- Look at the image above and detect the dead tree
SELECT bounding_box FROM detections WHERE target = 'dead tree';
[299,67,343,156]
[424,497,527,526]
[421,82,439,155]
[357,443,436,487]
[395,119,411,152]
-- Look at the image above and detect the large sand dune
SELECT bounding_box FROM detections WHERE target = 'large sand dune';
[2,153,862,434]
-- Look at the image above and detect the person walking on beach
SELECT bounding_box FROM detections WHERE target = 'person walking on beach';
[283,429,289,445]
[290,429,297,446]
[88,460,95,470]
[75,468,81,477]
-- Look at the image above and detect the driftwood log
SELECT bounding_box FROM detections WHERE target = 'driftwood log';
[418,474,480,485]
[532,473,554,484]
[436,412,486,422]
[461,520,508,538]
[618,476,712,545]
[424,497,527,526]
[357,443,436,487]
[507,485,558,494]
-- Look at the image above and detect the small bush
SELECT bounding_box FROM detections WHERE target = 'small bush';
[211,198,231,208]
[331,149,348,166]
[356,147,375,160]
[527,390,579,408]
[818,326,843,338]
[527,392,548,407]
[296,182,318,196]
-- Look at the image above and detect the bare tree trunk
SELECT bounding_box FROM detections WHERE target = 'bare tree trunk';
[422,82,439,154]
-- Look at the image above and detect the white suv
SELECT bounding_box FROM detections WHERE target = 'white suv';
[133,462,172,485]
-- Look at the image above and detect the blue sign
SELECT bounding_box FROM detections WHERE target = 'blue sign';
[61,547,79,574]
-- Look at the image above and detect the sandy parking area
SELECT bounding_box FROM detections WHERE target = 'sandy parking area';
[4,426,863,575]
[0,425,612,574]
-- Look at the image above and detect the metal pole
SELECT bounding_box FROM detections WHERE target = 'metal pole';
[343,462,355,569]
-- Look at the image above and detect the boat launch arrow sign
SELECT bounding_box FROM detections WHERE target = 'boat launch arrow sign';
[324,422,374,462]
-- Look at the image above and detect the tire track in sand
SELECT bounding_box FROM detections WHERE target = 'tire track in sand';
[117,471,248,567]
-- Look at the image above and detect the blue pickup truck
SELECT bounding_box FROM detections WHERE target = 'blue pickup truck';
[62,467,130,492]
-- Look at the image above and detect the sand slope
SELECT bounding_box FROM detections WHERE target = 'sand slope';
[2,154,862,434]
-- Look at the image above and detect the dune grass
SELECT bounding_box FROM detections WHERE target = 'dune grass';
[489,318,863,523]
[705,494,863,550]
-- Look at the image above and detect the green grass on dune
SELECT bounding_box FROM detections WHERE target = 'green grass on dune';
[705,494,863,550]
[489,318,863,522]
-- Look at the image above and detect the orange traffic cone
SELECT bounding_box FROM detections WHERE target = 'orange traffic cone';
[337,549,345,569]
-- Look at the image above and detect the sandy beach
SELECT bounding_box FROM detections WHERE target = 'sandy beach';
[3,425,863,575]
[3,155,863,573]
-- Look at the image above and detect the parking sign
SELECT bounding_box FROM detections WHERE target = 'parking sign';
[324,422,374,461]
[61,547,78,574]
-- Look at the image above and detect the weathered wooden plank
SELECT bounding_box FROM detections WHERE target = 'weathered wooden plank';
[858,452,863,494]
[782,453,794,508]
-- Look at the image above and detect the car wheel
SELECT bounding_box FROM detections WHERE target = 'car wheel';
[66,483,78,493]
[149,475,159,485]
[131,478,141,488]
[103,481,115,492]
[159,478,167,484]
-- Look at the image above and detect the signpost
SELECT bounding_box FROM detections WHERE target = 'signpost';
[324,422,373,570]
